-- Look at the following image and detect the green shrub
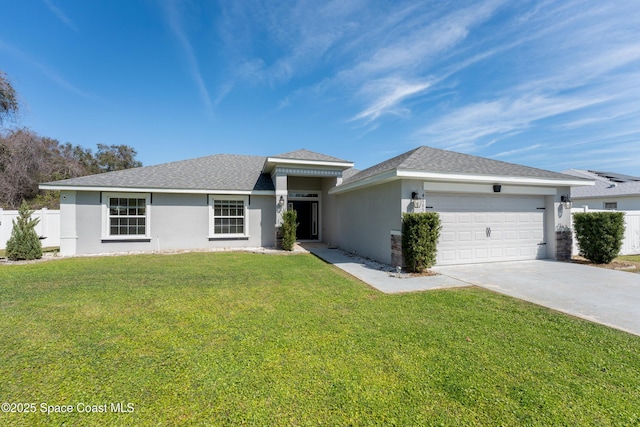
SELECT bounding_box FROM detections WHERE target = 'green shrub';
[6,200,43,261]
[402,212,441,273]
[281,209,298,251]
[573,211,625,264]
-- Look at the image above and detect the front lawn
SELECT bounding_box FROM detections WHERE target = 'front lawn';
[1,253,639,426]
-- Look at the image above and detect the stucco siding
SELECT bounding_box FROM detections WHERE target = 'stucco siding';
[335,180,402,264]
[73,191,275,255]
[321,177,340,246]
[288,176,322,190]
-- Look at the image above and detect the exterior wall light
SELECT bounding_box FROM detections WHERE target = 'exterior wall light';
[561,195,572,209]
[411,191,424,209]
[278,195,285,207]
[493,184,502,193]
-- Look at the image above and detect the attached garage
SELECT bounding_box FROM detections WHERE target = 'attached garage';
[428,194,546,265]
[329,146,594,267]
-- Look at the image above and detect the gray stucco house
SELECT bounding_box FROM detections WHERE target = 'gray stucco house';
[40,146,592,265]
[563,169,640,211]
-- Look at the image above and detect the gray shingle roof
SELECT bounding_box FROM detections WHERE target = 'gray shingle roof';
[564,169,640,198]
[42,154,274,191]
[273,149,351,163]
[343,146,586,185]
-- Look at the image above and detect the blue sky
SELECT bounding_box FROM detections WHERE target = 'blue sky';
[1,1,639,174]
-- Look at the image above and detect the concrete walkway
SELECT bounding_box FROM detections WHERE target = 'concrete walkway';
[305,245,640,336]
[305,245,470,293]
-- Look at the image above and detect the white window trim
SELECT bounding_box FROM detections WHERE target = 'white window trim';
[101,192,151,240]
[208,195,250,239]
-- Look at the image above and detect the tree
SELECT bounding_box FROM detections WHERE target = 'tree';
[0,72,142,209]
[0,129,142,209]
[0,128,47,208]
[96,144,142,172]
[6,200,43,261]
[0,71,19,125]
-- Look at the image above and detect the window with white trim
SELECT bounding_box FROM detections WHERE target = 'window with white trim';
[604,202,618,210]
[209,195,249,238]
[102,193,150,239]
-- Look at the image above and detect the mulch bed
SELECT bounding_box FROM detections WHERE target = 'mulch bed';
[571,256,640,273]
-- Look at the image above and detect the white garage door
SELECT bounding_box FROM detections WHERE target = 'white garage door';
[428,194,546,265]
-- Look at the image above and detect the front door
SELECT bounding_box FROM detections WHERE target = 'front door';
[290,200,318,240]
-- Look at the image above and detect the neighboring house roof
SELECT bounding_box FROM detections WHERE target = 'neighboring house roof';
[587,170,640,183]
[335,146,591,193]
[563,169,640,198]
[40,154,275,193]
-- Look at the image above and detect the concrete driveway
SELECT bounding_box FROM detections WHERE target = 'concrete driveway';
[432,260,640,337]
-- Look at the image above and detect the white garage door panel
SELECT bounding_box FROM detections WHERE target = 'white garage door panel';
[430,195,546,265]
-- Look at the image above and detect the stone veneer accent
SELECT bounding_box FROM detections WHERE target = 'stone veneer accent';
[391,231,405,268]
[556,230,573,261]
[275,226,283,249]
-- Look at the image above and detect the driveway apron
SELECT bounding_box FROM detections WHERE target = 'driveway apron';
[432,260,640,336]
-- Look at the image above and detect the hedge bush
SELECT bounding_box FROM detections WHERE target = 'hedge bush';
[573,211,625,264]
[6,200,43,261]
[281,209,298,251]
[402,212,441,273]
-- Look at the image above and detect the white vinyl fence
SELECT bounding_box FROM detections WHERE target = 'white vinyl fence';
[0,208,60,250]
[572,208,640,256]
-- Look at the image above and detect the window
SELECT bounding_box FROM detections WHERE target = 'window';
[604,202,618,210]
[209,196,248,238]
[102,193,150,239]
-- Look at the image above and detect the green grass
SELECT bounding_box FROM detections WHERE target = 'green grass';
[1,252,639,426]
[619,254,640,263]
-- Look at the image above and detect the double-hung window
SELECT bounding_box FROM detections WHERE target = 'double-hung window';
[102,193,151,240]
[209,195,249,238]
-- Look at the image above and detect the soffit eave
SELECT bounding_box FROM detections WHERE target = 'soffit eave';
[263,157,354,174]
[330,169,594,194]
[38,184,275,196]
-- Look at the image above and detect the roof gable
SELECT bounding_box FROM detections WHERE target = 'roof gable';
[344,146,584,185]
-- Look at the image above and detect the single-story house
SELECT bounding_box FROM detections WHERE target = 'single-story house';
[562,169,640,211]
[40,146,593,266]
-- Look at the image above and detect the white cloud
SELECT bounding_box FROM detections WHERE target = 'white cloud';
[350,79,432,124]
[43,0,79,32]
[416,92,611,148]
[493,144,542,158]
[162,1,213,117]
[209,0,640,171]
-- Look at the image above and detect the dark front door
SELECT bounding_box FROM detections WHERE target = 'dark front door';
[290,200,318,240]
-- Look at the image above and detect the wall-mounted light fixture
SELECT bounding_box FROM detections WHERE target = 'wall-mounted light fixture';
[561,195,572,209]
[411,191,424,209]
[493,184,502,193]
[278,195,285,207]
